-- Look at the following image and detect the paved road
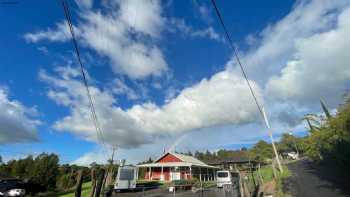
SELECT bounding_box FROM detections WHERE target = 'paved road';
[286,159,350,197]
[112,186,239,197]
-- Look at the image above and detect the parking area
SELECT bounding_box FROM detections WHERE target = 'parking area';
[112,185,240,197]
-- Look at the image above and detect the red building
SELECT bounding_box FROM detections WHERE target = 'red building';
[137,152,218,182]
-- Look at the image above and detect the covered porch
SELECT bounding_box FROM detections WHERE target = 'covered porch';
[138,162,217,182]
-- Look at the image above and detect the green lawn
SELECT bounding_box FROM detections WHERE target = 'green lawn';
[252,165,291,183]
[58,182,92,197]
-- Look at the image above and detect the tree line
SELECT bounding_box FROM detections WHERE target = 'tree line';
[0,153,115,195]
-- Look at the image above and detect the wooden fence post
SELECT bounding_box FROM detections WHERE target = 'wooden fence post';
[234,164,245,197]
[95,168,105,197]
[90,168,97,197]
[257,163,264,185]
[271,159,277,179]
[75,170,83,197]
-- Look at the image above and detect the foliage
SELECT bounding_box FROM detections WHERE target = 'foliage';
[171,179,196,186]
[193,149,249,162]
[0,153,59,192]
[278,133,306,154]
[0,153,95,194]
[192,180,216,188]
[31,153,59,190]
[58,181,92,197]
[304,97,350,167]
[249,140,273,162]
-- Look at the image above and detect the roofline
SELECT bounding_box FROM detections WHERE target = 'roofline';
[137,162,218,168]
[154,151,176,163]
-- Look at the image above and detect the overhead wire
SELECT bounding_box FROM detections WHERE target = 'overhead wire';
[210,0,284,172]
[61,0,107,149]
[210,0,265,122]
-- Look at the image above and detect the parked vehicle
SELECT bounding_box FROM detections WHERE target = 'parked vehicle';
[0,179,25,197]
[114,166,138,191]
[287,152,299,160]
[216,170,240,188]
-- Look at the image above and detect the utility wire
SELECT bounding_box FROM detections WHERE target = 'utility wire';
[210,0,264,120]
[61,0,107,148]
[210,0,284,172]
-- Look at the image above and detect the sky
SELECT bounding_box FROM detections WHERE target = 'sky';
[1,0,350,165]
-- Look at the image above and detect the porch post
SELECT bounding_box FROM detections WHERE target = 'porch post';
[149,167,152,180]
[161,166,164,181]
[199,167,202,182]
[212,169,215,180]
[206,168,209,181]
[189,166,192,180]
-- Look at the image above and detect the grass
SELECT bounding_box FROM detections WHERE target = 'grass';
[58,181,92,197]
[246,165,291,196]
[252,165,291,183]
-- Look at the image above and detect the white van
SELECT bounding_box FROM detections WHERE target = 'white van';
[114,166,138,191]
[216,170,239,188]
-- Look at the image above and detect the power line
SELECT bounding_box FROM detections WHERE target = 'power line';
[61,0,107,148]
[210,0,264,119]
[210,0,283,172]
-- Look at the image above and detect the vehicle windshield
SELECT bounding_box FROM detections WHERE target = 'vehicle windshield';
[119,169,134,180]
[0,180,22,189]
[217,172,229,178]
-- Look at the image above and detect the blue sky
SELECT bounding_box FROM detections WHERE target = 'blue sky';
[1,0,350,165]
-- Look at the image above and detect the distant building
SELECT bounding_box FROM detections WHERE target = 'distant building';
[137,152,218,182]
[206,157,260,171]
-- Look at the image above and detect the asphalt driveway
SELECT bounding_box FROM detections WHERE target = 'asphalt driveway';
[286,159,350,197]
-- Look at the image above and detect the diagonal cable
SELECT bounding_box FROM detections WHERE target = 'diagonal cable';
[210,0,265,121]
[61,0,107,147]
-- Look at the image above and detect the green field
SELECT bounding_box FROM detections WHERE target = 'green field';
[58,182,92,197]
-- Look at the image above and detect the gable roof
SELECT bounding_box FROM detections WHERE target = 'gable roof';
[138,152,218,168]
[155,152,208,166]
[171,152,208,166]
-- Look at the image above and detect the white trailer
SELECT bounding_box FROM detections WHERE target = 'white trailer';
[114,166,138,191]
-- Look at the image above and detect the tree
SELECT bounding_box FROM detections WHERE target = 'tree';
[30,153,59,190]
[304,95,350,167]
[249,140,273,162]
[278,133,299,153]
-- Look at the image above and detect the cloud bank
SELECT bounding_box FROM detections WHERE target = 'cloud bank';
[0,88,40,144]
[40,66,262,148]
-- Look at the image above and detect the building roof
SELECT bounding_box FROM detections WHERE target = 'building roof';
[206,157,259,165]
[169,152,208,166]
[137,152,217,168]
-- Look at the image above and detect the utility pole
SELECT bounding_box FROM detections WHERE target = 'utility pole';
[262,108,283,173]
[269,132,283,172]
[110,145,116,165]
[104,145,117,189]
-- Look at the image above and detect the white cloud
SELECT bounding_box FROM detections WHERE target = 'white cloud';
[40,66,262,149]
[169,18,223,42]
[191,27,223,42]
[0,88,40,144]
[236,0,350,84]
[118,0,165,38]
[266,6,350,106]
[75,0,93,9]
[25,0,167,79]
[24,21,75,43]
[127,70,262,134]
[111,79,139,100]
